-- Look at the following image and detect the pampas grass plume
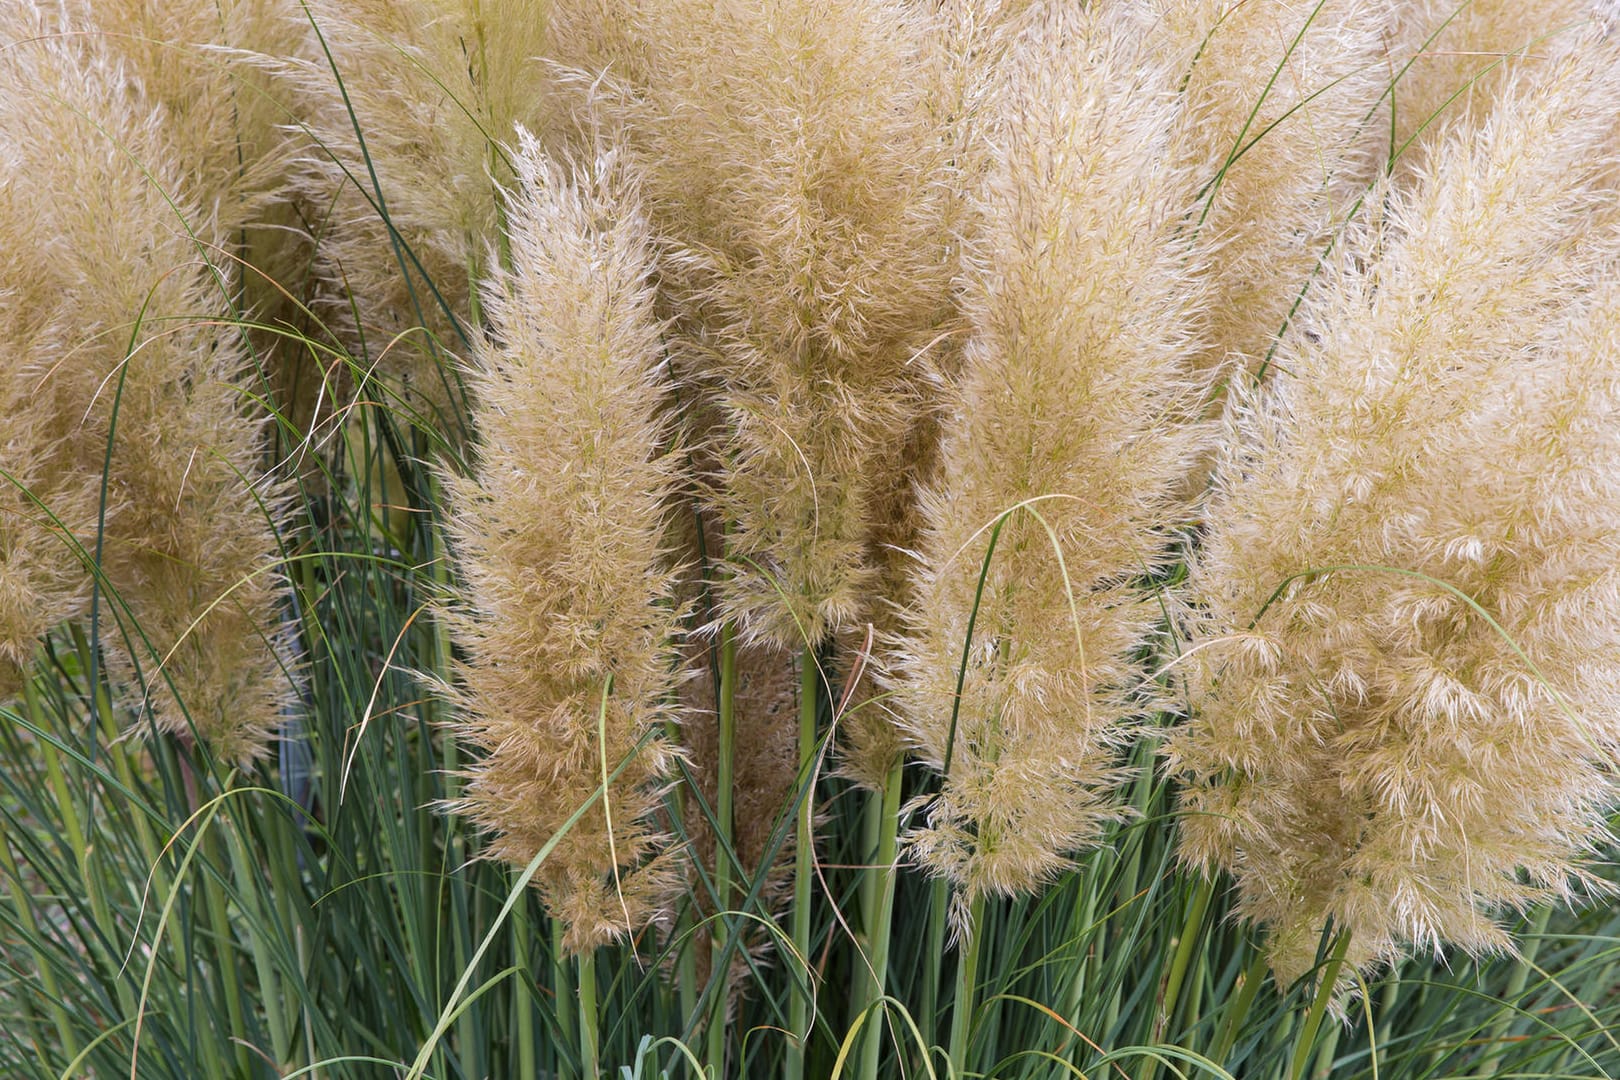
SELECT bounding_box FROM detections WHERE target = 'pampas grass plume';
[1168,31,1620,983]
[892,1,1207,905]
[1162,0,1393,386]
[1391,0,1598,175]
[0,8,294,764]
[62,0,307,244]
[615,0,956,652]
[288,0,558,426]
[443,133,684,953]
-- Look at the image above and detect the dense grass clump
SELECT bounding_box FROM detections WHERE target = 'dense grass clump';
[4,2,1620,1079]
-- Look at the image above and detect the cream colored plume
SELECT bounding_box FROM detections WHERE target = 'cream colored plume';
[605,0,957,653]
[1168,33,1620,984]
[891,1,1208,908]
[286,0,560,433]
[0,9,294,764]
[1159,0,1395,389]
[443,134,684,953]
[1390,0,1600,176]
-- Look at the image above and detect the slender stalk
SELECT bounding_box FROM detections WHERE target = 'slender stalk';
[554,921,578,1080]
[1209,946,1268,1067]
[1310,1018,1341,1080]
[427,492,481,1075]
[785,645,818,1080]
[1141,875,1215,1080]
[1472,905,1552,1077]
[70,652,147,1031]
[201,829,253,1076]
[1288,932,1352,1080]
[856,758,904,1080]
[1373,971,1401,1066]
[579,946,601,1080]
[514,907,536,1080]
[28,676,84,860]
[662,692,699,1041]
[261,816,306,1069]
[1163,876,1214,1036]
[851,761,880,1048]
[18,667,104,1060]
[948,892,985,1076]
[0,832,78,1063]
[1176,944,1208,1051]
[920,876,950,1053]
[707,624,738,1080]
[1055,881,1097,1058]
[856,783,882,957]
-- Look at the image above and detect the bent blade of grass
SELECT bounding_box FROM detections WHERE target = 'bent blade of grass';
[404,725,663,1080]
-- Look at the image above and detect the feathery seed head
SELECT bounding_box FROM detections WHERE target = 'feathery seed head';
[1169,31,1620,984]
[890,0,1210,905]
[1160,0,1395,390]
[59,0,308,243]
[41,0,328,472]
[1,10,296,763]
[444,133,685,952]
[610,0,957,651]
[1391,0,1600,178]
[289,0,560,430]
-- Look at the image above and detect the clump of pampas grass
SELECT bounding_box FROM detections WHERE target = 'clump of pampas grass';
[1168,33,1620,984]
[442,135,684,952]
[0,7,294,765]
[892,1,1207,908]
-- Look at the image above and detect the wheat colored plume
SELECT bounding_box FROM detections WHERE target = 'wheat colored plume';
[1167,33,1620,984]
[891,0,1208,908]
[1160,0,1394,390]
[443,134,684,953]
[61,0,328,485]
[603,0,956,654]
[0,8,294,764]
[61,0,306,245]
[286,0,560,432]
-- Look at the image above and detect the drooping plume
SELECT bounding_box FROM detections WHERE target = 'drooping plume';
[891,1,1208,908]
[1167,35,1620,984]
[443,134,684,953]
[0,10,294,764]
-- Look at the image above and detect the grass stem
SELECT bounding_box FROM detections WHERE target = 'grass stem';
[1289,931,1352,1080]
[554,921,579,1080]
[920,876,949,1054]
[1210,946,1268,1067]
[785,644,818,1080]
[948,892,985,1077]
[580,945,601,1080]
[1471,905,1551,1077]
[514,907,537,1080]
[855,758,903,1080]
[707,623,738,1080]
